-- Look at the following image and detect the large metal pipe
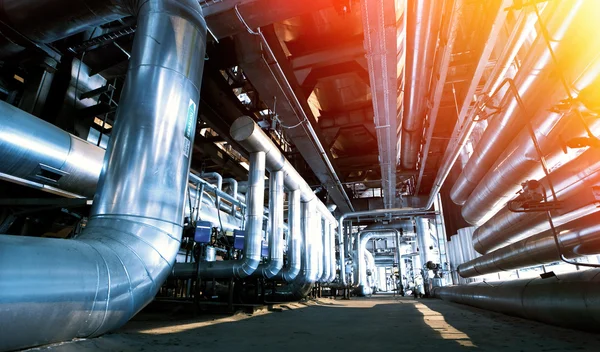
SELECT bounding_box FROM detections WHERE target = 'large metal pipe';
[421,0,512,211]
[251,170,285,278]
[0,100,103,198]
[473,146,600,254]
[461,76,600,226]
[198,151,265,279]
[338,208,436,286]
[401,0,440,170]
[274,189,302,282]
[416,217,435,265]
[365,220,415,235]
[354,230,399,294]
[459,212,600,278]
[321,218,331,283]
[0,1,206,350]
[450,0,590,206]
[433,269,600,332]
[328,221,337,283]
[229,116,335,224]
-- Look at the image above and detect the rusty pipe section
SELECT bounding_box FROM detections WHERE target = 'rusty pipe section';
[401,0,440,170]
[450,0,589,206]
[459,212,600,277]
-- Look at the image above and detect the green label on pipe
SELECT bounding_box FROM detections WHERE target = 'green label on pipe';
[184,99,197,158]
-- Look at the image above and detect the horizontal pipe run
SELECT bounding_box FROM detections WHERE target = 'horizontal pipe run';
[433,269,600,332]
[450,0,587,206]
[459,211,600,278]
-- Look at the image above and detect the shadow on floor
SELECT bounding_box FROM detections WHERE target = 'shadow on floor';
[35,294,600,352]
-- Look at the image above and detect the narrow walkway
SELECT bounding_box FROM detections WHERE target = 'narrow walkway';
[37,295,600,351]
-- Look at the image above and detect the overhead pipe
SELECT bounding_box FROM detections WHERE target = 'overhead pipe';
[0,1,206,350]
[459,212,600,278]
[450,0,590,206]
[460,61,600,225]
[401,0,440,170]
[420,0,512,210]
[473,146,600,254]
[229,116,336,224]
[360,0,404,208]
[433,269,600,332]
[197,151,265,279]
[365,219,415,234]
[415,0,463,192]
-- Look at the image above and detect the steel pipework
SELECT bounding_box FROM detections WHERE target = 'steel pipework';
[473,146,600,254]
[274,189,302,282]
[0,100,103,198]
[433,269,600,332]
[450,0,588,206]
[401,0,440,170]
[198,152,265,279]
[354,230,400,292]
[0,1,207,350]
[459,212,600,278]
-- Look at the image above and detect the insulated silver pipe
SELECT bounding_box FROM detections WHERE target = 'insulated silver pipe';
[328,221,337,282]
[201,172,223,191]
[0,100,103,198]
[269,200,318,300]
[401,0,440,170]
[0,1,206,350]
[274,189,302,282]
[253,170,284,278]
[354,230,399,293]
[223,177,239,200]
[321,219,331,283]
[416,217,435,265]
[460,40,600,226]
[473,146,600,254]
[338,208,435,286]
[229,116,335,224]
[459,212,600,278]
[198,152,265,279]
[433,269,600,332]
[365,220,415,234]
[450,0,588,205]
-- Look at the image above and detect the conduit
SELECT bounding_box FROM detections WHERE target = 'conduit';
[0,1,207,350]
[433,269,600,332]
[459,212,600,278]
[473,146,600,254]
[450,0,588,206]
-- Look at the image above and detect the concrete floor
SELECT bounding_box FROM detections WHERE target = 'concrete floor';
[34,294,600,351]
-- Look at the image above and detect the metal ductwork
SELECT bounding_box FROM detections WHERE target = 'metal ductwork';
[0,100,103,198]
[401,0,440,170]
[364,220,415,234]
[459,212,600,278]
[353,229,400,295]
[274,189,302,282]
[473,146,600,254]
[433,269,600,332]
[198,151,265,279]
[460,72,600,226]
[450,0,591,206]
[252,170,285,279]
[0,1,206,350]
